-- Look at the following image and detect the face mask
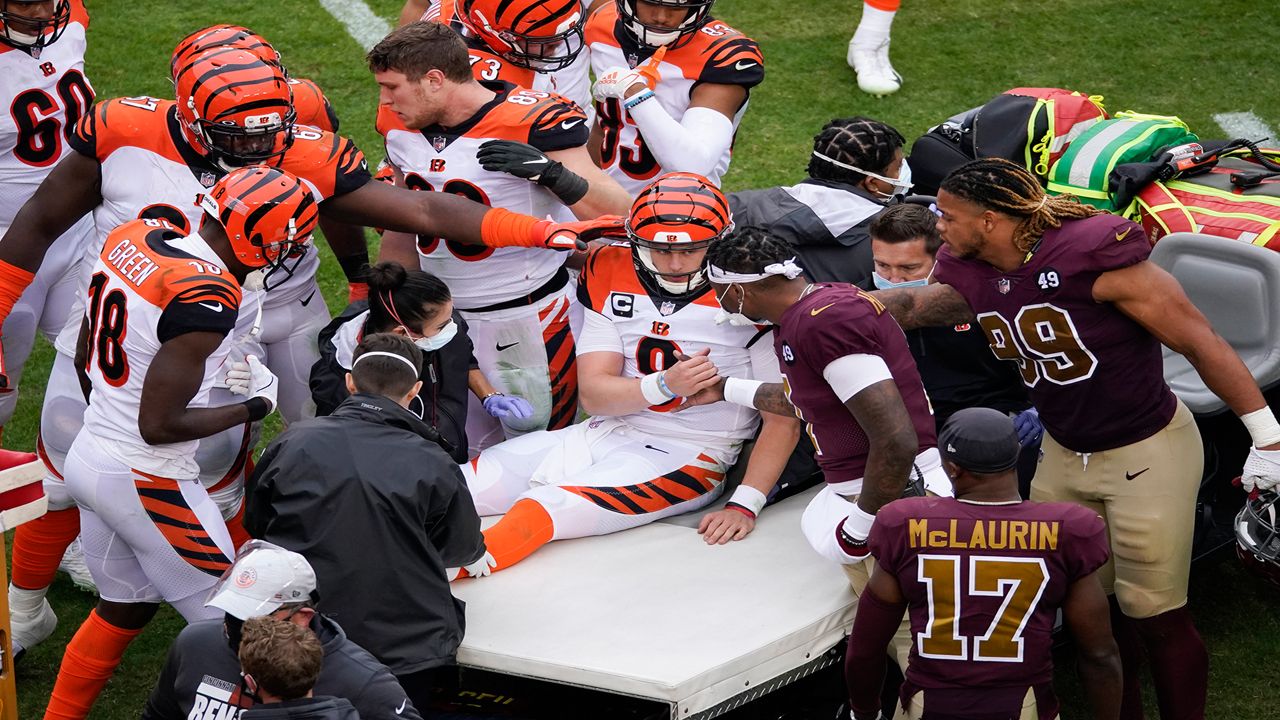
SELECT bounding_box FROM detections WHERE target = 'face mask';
[872,266,932,290]
[713,284,768,326]
[412,319,457,352]
[811,151,914,199]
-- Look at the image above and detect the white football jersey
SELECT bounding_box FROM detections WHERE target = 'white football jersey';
[53,97,369,353]
[80,219,241,478]
[585,6,764,196]
[378,83,588,310]
[576,243,781,447]
[0,1,93,224]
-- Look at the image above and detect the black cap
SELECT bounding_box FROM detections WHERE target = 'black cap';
[939,408,1021,473]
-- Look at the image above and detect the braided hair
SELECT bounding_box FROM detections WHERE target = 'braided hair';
[940,158,1101,254]
[705,225,796,277]
[365,261,452,333]
[807,116,905,185]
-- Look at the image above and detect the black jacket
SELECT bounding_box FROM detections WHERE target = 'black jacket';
[244,393,486,675]
[311,302,475,463]
[905,323,1031,427]
[142,614,417,720]
[243,697,361,720]
[729,179,886,288]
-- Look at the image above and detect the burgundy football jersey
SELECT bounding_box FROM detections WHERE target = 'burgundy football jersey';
[933,214,1177,453]
[870,496,1109,717]
[774,283,936,484]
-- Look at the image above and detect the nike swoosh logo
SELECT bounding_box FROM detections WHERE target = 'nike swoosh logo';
[496,341,519,352]
[810,303,835,316]
[735,61,758,70]
[1125,467,1150,481]
[1115,228,1132,242]
[197,302,223,312]
[522,159,548,165]
[300,290,316,307]
[561,119,583,130]
[395,699,407,715]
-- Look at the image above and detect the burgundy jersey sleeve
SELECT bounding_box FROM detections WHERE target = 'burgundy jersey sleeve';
[697,34,765,89]
[525,95,590,153]
[1080,215,1151,273]
[157,278,241,343]
[931,245,967,288]
[799,294,886,373]
[1058,504,1110,580]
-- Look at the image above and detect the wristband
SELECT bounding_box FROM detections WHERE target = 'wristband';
[624,89,656,111]
[723,377,763,409]
[723,503,756,520]
[337,252,370,283]
[845,504,876,540]
[640,371,675,405]
[540,163,590,206]
[727,484,767,516]
[1242,407,1280,447]
[244,397,272,422]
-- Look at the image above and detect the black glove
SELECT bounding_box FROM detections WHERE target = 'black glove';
[477,139,589,205]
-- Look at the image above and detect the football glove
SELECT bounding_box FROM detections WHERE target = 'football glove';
[536,215,627,251]
[483,393,534,420]
[592,47,666,103]
[463,551,497,578]
[1012,407,1043,446]
[477,140,588,205]
[225,355,279,413]
[1242,446,1280,492]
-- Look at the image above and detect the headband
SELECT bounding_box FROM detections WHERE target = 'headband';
[352,351,418,376]
[707,257,805,284]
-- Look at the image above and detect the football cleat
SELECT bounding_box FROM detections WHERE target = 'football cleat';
[10,597,57,660]
[847,39,901,97]
[58,538,97,593]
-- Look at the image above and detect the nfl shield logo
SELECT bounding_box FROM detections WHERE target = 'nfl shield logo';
[626,52,640,68]
[997,278,1012,295]
[199,171,217,188]
[430,135,447,152]
[659,301,675,316]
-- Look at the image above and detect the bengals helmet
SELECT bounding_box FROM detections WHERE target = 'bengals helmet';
[0,0,71,52]
[171,25,283,82]
[1236,490,1280,588]
[199,166,318,290]
[174,48,296,169]
[617,0,715,49]
[460,0,584,71]
[627,172,733,297]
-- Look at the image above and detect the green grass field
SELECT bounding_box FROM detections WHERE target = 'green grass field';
[8,0,1279,718]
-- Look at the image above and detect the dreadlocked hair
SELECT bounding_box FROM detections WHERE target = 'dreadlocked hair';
[807,116,905,186]
[940,158,1102,254]
[706,226,795,276]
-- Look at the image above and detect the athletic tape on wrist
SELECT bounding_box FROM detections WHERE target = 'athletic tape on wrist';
[641,372,675,405]
[1242,407,1280,447]
[845,504,876,540]
[723,377,763,408]
[728,485,767,516]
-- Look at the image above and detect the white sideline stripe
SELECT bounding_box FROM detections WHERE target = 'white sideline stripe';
[317,0,391,51]
[1213,112,1276,142]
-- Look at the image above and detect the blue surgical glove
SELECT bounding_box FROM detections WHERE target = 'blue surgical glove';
[483,393,534,420]
[1012,407,1043,446]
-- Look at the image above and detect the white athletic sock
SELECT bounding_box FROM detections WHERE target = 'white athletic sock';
[851,5,895,49]
[9,584,48,615]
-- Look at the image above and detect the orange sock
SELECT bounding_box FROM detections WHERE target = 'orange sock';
[225,502,251,551]
[12,507,81,590]
[865,0,900,11]
[476,499,554,574]
[480,207,543,248]
[43,610,144,720]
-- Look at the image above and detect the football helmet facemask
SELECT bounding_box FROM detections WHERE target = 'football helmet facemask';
[174,48,296,170]
[0,0,71,53]
[1236,490,1280,588]
[199,166,318,291]
[616,0,714,49]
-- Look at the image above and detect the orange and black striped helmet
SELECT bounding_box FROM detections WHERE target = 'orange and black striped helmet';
[175,48,296,169]
[170,25,283,83]
[0,0,71,53]
[627,172,733,296]
[199,166,318,290]
[460,0,584,71]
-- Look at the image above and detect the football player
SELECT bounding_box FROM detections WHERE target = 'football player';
[846,408,1120,720]
[370,21,629,451]
[0,45,607,656]
[0,0,97,659]
[847,0,901,96]
[688,226,951,669]
[456,173,800,575]
[43,167,316,720]
[586,0,764,196]
[873,157,1280,720]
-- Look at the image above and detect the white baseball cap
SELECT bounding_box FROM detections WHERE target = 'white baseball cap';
[206,540,318,620]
